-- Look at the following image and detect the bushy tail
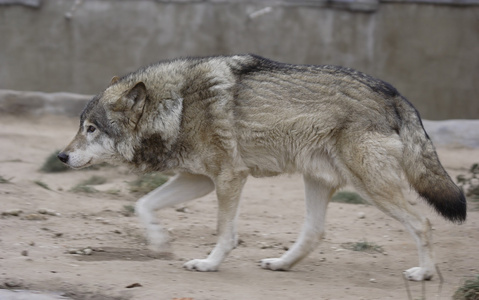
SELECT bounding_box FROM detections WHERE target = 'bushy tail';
[396,97,467,223]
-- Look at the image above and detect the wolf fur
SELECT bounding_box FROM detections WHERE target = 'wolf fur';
[58,54,466,281]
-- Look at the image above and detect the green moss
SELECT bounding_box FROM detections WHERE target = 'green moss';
[331,191,367,205]
[129,173,169,194]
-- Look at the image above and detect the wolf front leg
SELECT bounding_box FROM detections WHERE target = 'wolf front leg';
[261,175,335,271]
[183,171,247,272]
[135,173,215,253]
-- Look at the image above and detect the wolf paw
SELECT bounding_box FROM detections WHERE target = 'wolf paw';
[183,259,219,272]
[403,267,434,281]
[260,258,291,271]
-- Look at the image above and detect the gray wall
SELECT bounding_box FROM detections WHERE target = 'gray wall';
[0,1,478,119]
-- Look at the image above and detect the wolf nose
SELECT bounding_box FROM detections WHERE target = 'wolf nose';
[57,152,69,164]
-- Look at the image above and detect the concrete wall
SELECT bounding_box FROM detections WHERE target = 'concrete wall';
[0,1,478,119]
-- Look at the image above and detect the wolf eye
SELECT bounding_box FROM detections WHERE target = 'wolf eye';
[86,125,96,133]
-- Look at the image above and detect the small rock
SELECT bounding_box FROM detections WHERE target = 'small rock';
[4,277,23,288]
[125,282,142,288]
[369,278,376,283]
[2,209,23,216]
[83,248,93,255]
[29,241,35,246]
[22,214,48,221]
[357,212,366,219]
[68,247,94,255]
[175,206,189,213]
[95,217,111,224]
[38,208,59,216]
[21,250,28,256]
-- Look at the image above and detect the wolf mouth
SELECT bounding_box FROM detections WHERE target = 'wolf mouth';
[71,158,93,170]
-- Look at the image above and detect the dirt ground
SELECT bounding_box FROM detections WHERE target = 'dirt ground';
[0,114,478,300]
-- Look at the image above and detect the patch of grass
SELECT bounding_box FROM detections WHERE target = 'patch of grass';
[70,185,98,193]
[121,205,135,217]
[457,163,479,202]
[0,175,13,183]
[69,176,106,194]
[106,189,121,195]
[129,173,168,195]
[34,180,51,190]
[80,175,107,186]
[40,150,70,173]
[343,240,383,254]
[331,191,367,205]
[453,274,479,300]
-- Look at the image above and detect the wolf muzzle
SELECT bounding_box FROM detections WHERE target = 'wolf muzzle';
[57,152,69,164]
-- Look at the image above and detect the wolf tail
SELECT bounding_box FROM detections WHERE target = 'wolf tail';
[396,97,467,223]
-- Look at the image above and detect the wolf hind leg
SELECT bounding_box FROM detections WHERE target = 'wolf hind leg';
[364,187,436,281]
[135,172,215,252]
[261,174,335,271]
[342,138,436,281]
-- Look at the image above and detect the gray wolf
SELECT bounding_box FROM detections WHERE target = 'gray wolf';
[58,54,466,281]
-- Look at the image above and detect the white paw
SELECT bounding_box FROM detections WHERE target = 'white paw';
[183,259,219,272]
[260,258,291,271]
[403,267,434,281]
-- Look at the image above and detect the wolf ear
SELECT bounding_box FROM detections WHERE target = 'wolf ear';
[111,82,147,126]
[112,82,147,111]
[109,76,120,86]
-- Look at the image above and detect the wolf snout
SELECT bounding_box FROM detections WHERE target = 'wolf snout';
[57,152,69,164]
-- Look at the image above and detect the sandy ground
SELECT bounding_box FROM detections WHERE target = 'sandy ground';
[0,114,478,300]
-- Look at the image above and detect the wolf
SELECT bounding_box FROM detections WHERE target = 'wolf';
[58,54,466,281]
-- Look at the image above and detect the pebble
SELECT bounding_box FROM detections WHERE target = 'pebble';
[357,212,366,219]
[369,278,376,283]
[21,250,28,256]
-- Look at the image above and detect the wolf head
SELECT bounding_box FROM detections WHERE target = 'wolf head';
[57,79,146,169]
[58,76,183,170]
